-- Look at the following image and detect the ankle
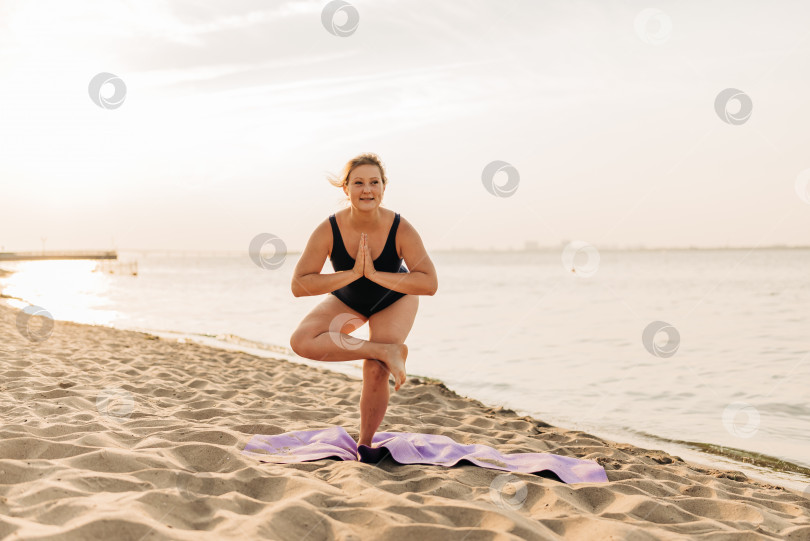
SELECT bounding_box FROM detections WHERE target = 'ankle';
[366,341,392,362]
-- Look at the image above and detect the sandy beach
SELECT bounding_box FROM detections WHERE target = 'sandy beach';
[1,302,809,540]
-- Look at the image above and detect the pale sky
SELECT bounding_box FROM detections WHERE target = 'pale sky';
[1,0,809,252]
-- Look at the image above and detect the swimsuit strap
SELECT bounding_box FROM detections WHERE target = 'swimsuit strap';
[328,213,350,260]
[383,213,401,254]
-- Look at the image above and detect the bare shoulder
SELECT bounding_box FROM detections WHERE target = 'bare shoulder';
[397,214,418,237]
[396,216,434,271]
[317,216,334,256]
[380,207,398,229]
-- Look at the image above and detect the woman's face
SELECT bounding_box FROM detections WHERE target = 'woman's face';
[344,164,384,209]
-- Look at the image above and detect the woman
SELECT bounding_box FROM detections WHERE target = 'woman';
[289,153,438,447]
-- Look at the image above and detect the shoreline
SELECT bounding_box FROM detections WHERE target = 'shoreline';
[3,292,808,493]
[147,326,810,491]
[2,301,810,539]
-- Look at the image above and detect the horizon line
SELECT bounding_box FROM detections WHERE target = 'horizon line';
[3,245,808,255]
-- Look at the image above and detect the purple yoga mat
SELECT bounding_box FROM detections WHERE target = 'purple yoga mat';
[242,426,608,484]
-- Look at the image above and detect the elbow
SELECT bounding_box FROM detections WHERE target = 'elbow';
[292,274,315,297]
[428,279,438,296]
[292,285,309,298]
[291,278,303,297]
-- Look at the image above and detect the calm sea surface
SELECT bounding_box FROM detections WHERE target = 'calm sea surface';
[2,248,808,488]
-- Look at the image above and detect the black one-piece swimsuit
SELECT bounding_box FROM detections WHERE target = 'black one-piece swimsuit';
[328,212,408,318]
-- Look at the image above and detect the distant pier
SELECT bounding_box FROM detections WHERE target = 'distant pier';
[0,250,118,261]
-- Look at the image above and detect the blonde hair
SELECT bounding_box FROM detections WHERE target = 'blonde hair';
[327,152,389,207]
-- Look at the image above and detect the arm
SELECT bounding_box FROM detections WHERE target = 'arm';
[293,270,360,297]
[291,220,362,297]
[367,217,438,296]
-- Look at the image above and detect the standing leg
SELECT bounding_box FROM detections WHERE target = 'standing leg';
[358,359,392,447]
[358,295,419,447]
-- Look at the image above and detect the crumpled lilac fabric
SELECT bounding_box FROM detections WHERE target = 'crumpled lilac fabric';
[242,426,608,484]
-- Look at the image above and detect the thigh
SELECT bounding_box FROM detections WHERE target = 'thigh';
[292,294,369,339]
[368,295,419,344]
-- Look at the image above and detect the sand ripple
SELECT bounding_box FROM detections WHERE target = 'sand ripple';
[1,304,809,540]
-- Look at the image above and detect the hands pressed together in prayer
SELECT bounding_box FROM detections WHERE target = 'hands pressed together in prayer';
[352,233,376,279]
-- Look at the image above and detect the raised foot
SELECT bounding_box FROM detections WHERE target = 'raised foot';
[382,343,408,391]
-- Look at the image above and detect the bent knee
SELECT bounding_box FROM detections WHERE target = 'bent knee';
[289,330,314,357]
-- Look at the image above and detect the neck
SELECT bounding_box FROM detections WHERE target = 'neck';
[348,206,382,229]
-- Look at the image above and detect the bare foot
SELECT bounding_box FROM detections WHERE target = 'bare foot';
[381,343,408,391]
